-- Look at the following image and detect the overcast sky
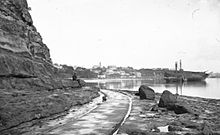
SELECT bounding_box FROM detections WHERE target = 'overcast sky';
[28,0,220,72]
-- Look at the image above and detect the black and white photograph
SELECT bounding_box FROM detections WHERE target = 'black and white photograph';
[0,0,220,134]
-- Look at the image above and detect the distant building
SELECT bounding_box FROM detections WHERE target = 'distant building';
[107,65,117,70]
[136,72,142,78]
[92,62,102,69]
[120,71,126,75]
[92,65,100,69]
[98,74,106,79]
[106,68,114,74]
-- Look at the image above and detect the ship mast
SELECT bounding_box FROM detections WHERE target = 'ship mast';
[179,59,182,71]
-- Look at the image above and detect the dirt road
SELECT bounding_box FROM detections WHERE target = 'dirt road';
[36,89,132,135]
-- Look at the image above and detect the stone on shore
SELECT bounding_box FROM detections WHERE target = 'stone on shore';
[138,85,155,100]
[77,79,86,87]
[158,90,198,115]
[173,103,195,115]
[168,125,183,131]
[201,122,213,135]
[158,90,177,108]
[118,90,220,135]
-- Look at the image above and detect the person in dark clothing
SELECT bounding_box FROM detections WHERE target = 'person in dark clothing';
[72,72,77,81]
[72,72,82,87]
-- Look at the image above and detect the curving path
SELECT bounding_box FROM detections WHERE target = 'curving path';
[43,89,132,135]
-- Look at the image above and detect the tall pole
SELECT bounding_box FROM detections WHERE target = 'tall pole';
[179,59,184,83]
[175,61,178,94]
[180,59,182,70]
[175,62,178,73]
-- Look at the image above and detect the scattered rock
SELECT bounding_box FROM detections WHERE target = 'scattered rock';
[102,96,107,102]
[134,93,140,96]
[77,79,86,87]
[151,104,168,113]
[117,90,220,135]
[158,90,177,108]
[181,120,201,130]
[201,122,212,135]
[158,90,196,115]
[168,125,183,131]
[168,121,182,127]
[146,113,156,118]
[139,114,146,118]
[127,130,149,135]
[173,103,192,114]
[152,127,160,132]
[151,104,159,112]
[157,125,169,132]
[138,85,155,100]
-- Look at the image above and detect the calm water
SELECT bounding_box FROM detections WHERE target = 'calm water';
[85,78,220,99]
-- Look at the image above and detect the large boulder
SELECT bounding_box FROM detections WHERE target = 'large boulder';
[158,90,197,115]
[138,85,155,100]
[158,90,177,108]
[172,103,193,114]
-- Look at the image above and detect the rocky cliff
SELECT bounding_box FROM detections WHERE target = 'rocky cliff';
[0,0,66,90]
[0,0,99,134]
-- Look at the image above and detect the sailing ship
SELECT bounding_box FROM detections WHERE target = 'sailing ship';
[164,60,209,83]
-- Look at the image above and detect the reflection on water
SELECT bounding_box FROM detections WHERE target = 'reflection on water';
[163,81,207,95]
[86,78,220,99]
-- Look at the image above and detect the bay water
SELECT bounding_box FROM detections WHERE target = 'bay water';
[85,78,220,99]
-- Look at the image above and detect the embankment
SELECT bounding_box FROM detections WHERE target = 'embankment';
[0,0,99,134]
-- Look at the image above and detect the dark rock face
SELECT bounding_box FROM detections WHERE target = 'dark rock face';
[168,125,183,131]
[0,0,54,87]
[151,104,158,111]
[134,92,140,96]
[0,0,82,90]
[158,90,197,115]
[173,103,195,115]
[158,90,177,108]
[0,0,51,62]
[138,85,155,100]
[77,79,86,87]
[0,0,95,133]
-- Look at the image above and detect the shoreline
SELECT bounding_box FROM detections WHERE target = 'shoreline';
[1,87,220,134]
[104,88,220,101]
[113,89,220,135]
